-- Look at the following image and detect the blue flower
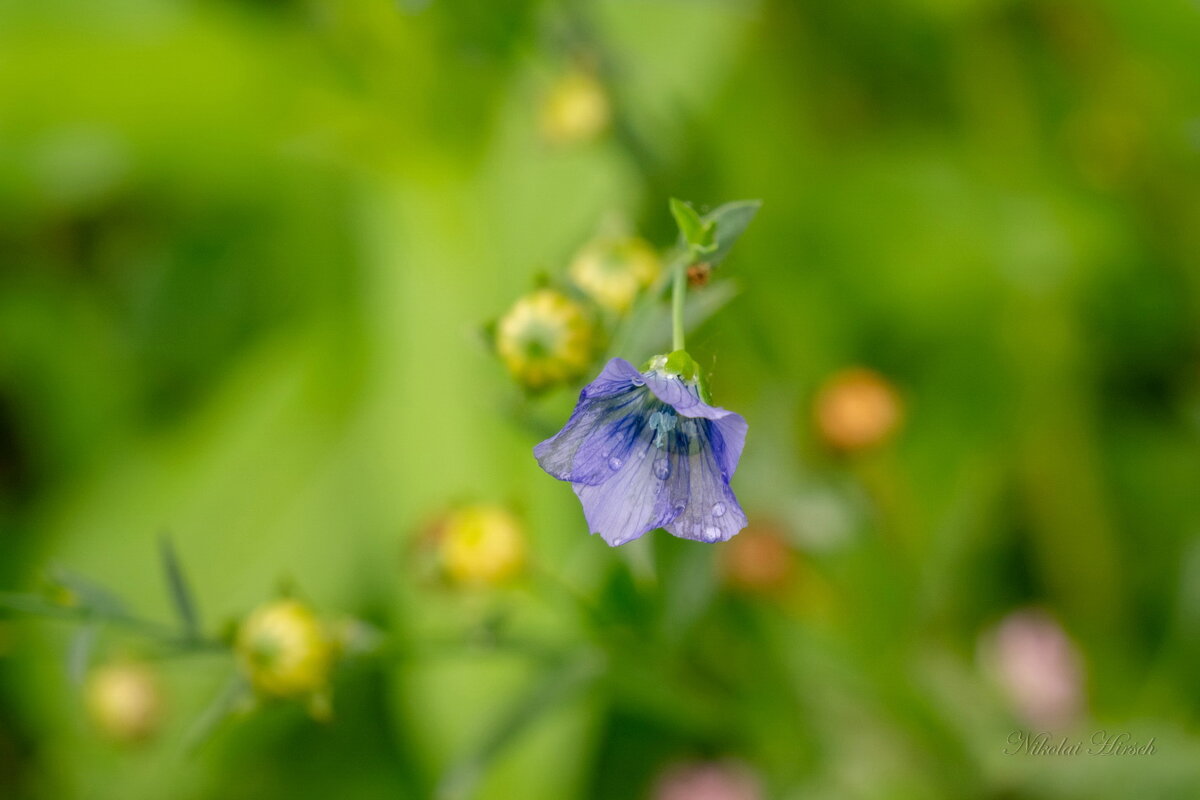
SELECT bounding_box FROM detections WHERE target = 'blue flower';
[534,356,749,546]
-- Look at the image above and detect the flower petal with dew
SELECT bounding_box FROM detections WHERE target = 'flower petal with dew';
[534,355,748,546]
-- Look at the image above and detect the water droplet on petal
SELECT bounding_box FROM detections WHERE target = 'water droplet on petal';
[705,526,722,541]
[711,502,726,518]
[608,456,623,471]
[653,458,670,479]
[631,376,645,386]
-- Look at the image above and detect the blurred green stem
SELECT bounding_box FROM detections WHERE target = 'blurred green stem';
[672,256,687,351]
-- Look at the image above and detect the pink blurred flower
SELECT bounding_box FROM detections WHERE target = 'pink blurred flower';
[652,759,763,800]
[981,608,1086,729]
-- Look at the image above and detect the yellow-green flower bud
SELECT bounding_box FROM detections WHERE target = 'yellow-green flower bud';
[439,505,526,586]
[569,236,661,313]
[85,661,165,744]
[496,289,594,391]
[235,599,334,698]
[539,70,610,146]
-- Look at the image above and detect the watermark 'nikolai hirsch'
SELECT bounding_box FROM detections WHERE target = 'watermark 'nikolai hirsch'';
[1004,730,1156,756]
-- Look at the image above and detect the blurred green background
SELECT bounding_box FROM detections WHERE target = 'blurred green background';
[2,0,1199,798]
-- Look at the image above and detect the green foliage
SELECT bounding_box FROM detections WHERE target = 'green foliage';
[1,0,1199,799]
[669,197,717,257]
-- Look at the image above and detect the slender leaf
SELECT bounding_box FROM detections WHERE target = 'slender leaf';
[0,591,87,620]
[702,199,762,268]
[159,535,201,640]
[49,567,128,616]
[182,672,252,754]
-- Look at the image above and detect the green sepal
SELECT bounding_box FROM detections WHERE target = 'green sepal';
[642,350,702,386]
[695,369,713,404]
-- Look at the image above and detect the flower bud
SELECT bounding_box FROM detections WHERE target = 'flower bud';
[496,289,594,391]
[813,367,903,452]
[569,236,662,313]
[686,262,712,288]
[720,521,794,594]
[980,608,1085,730]
[439,505,526,586]
[85,661,165,743]
[235,599,334,698]
[652,759,762,800]
[539,70,610,146]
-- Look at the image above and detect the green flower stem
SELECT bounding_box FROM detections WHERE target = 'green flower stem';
[672,254,688,352]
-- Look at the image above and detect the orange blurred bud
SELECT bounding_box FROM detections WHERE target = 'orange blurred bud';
[813,367,903,451]
[721,522,794,593]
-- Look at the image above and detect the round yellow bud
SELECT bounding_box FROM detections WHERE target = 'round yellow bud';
[235,599,334,698]
[85,661,165,743]
[569,236,662,313]
[539,70,610,145]
[439,505,526,586]
[813,367,903,452]
[496,289,594,391]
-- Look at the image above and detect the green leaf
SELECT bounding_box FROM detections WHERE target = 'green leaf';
[669,198,715,254]
[159,535,201,640]
[656,540,718,644]
[183,672,252,753]
[49,567,128,617]
[437,653,603,800]
[0,591,86,620]
[702,199,761,267]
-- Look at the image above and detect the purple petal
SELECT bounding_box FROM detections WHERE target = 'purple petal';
[572,435,689,546]
[642,371,748,481]
[533,358,750,546]
[662,424,748,543]
[534,358,647,485]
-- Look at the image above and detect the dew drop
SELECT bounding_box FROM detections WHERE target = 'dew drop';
[711,502,726,518]
[704,526,722,541]
[653,458,671,480]
[608,456,623,471]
